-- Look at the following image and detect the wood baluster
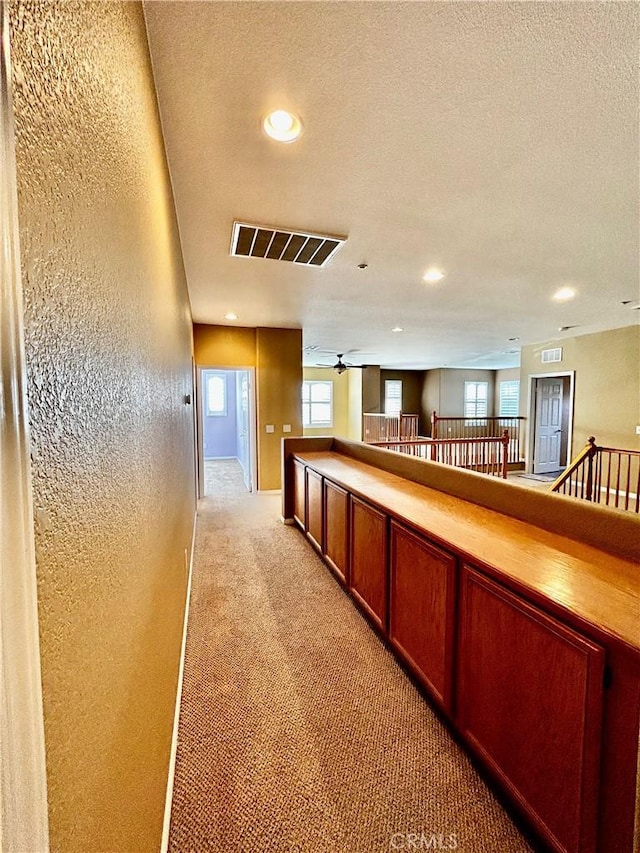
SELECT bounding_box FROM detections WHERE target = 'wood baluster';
[501,429,509,479]
[585,436,596,501]
[624,453,631,512]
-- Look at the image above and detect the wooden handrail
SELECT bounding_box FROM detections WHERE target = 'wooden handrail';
[372,430,510,478]
[550,437,640,513]
[549,436,597,496]
[362,412,419,443]
[431,411,524,465]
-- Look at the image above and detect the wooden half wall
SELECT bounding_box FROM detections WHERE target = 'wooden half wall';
[282,436,640,562]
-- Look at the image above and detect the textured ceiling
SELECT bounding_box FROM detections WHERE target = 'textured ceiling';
[144,1,639,369]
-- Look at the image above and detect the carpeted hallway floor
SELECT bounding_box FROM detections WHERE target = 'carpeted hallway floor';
[168,459,536,852]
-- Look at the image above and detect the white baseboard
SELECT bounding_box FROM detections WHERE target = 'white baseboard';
[160,513,197,853]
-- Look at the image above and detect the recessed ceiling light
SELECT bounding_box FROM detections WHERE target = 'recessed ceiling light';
[262,109,303,143]
[553,286,576,302]
[423,268,445,283]
[392,326,403,333]
[224,312,238,321]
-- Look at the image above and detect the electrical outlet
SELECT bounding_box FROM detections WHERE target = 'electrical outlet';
[636,425,640,435]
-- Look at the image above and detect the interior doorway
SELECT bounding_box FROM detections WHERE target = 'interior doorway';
[197,367,256,497]
[526,372,574,475]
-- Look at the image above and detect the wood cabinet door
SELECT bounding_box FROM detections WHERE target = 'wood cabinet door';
[305,468,323,552]
[457,566,605,853]
[293,460,305,530]
[389,522,456,712]
[349,497,387,631]
[323,479,349,584]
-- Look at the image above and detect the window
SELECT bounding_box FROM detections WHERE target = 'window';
[464,381,488,424]
[302,380,333,427]
[206,372,227,416]
[499,380,520,417]
[384,380,402,416]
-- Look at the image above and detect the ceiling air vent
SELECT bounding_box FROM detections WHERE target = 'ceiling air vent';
[230,222,346,268]
[541,347,563,364]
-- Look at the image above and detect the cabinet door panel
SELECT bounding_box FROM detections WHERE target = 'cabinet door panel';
[389,522,456,711]
[293,460,305,530]
[306,468,323,552]
[457,567,604,853]
[349,497,387,630]
[324,480,349,584]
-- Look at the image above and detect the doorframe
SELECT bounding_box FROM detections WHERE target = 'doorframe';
[195,366,257,498]
[525,371,575,474]
[0,4,50,850]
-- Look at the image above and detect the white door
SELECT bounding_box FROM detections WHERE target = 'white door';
[533,378,564,473]
[236,370,253,492]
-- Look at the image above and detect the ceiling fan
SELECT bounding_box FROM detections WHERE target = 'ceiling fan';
[317,353,368,375]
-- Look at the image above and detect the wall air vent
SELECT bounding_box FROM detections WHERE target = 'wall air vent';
[230,222,346,268]
[541,347,563,364]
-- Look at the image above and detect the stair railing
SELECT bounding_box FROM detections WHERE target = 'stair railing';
[371,429,510,478]
[431,411,524,465]
[362,413,419,443]
[549,436,640,513]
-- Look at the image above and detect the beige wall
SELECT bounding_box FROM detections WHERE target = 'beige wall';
[421,368,497,430]
[421,369,442,434]
[347,369,363,441]
[194,324,302,489]
[362,364,381,413]
[439,368,496,416]
[9,3,196,851]
[303,367,350,438]
[380,369,426,432]
[520,325,640,458]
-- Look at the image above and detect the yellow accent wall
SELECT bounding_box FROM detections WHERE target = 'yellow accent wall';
[194,324,302,489]
[9,3,196,851]
[520,325,640,457]
[302,367,350,439]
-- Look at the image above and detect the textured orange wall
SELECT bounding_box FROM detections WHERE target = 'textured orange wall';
[9,3,196,850]
[193,323,257,367]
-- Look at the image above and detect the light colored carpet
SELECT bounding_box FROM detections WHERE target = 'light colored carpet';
[168,460,535,852]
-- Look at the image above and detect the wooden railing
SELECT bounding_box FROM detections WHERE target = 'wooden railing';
[372,430,510,478]
[550,436,640,513]
[431,411,524,466]
[362,413,419,443]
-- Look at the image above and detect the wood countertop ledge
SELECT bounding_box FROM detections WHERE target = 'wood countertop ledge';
[294,450,640,653]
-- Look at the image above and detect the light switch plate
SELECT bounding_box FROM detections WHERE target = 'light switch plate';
[266,424,275,433]
[282,424,291,433]
[636,425,640,435]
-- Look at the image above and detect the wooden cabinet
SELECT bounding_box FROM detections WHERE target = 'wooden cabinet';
[389,522,456,712]
[288,450,639,853]
[456,566,605,853]
[349,497,388,630]
[293,459,305,530]
[323,479,349,584]
[305,468,323,552]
